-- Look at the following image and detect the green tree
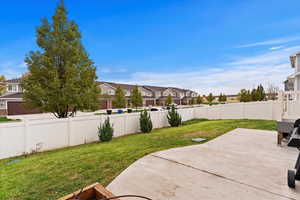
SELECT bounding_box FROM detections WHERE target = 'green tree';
[166,94,173,105]
[21,1,100,118]
[113,86,126,108]
[219,93,227,102]
[196,95,203,104]
[130,85,143,109]
[207,93,215,104]
[256,84,266,101]
[251,88,258,101]
[239,89,252,102]
[167,105,182,127]
[140,110,153,133]
[98,117,113,142]
[0,75,6,96]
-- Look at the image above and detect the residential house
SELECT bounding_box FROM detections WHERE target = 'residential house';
[0,78,198,115]
[0,78,41,115]
[99,82,198,109]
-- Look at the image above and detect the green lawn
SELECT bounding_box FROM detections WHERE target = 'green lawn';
[0,117,19,122]
[0,119,276,200]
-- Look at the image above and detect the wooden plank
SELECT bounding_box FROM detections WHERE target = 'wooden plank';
[58,183,118,200]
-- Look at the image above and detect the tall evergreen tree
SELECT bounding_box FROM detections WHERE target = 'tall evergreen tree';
[207,93,215,104]
[113,86,126,108]
[166,94,173,105]
[219,93,227,102]
[257,84,266,101]
[21,1,100,118]
[251,88,258,101]
[0,75,6,96]
[196,95,203,104]
[130,85,143,109]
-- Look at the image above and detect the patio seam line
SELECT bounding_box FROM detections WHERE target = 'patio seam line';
[150,154,296,200]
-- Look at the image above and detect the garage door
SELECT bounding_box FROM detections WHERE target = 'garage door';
[7,101,41,115]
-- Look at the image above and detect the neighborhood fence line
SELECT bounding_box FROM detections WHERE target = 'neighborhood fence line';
[0,101,282,159]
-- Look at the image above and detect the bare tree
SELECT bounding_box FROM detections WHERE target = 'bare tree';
[267,84,279,100]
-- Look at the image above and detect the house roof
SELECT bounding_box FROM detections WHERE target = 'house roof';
[0,92,23,99]
[6,78,22,83]
[98,81,137,91]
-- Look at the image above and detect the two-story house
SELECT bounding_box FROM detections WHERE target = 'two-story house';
[284,52,300,100]
[0,78,41,115]
[0,78,198,115]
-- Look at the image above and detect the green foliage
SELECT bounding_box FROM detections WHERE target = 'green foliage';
[238,89,251,102]
[166,94,173,105]
[196,95,203,104]
[0,75,6,95]
[113,86,126,108]
[130,85,143,109]
[256,84,266,101]
[21,1,100,118]
[207,93,215,104]
[218,93,227,102]
[139,110,153,133]
[167,105,182,127]
[98,117,113,142]
[239,84,266,102]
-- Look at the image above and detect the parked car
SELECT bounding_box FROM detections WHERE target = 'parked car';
[117,109,124,114]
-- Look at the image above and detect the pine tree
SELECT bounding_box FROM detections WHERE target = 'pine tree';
[140,110,153,133]
[21,1,100,118]
[251,88,258,101]
[166,94,173,105]
[113,86,126,108]
[219,93,227,102]
[207,93,215,104]
[167,105,182,127]
[257,84,266,101]
[196,95,203,104]
[0,75,6,96]
[130,85,143,109]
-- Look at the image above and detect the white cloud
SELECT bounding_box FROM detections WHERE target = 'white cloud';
[114,46,296,95]
[0,61,27,79]
[236,36,300,48]
[99,66,127,73]
[269,46,284,50]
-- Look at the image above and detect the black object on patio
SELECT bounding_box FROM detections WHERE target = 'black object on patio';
[287,119,300,188]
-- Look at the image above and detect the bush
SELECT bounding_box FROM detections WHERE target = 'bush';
[140,110,153,133]
[167,105,182,127]
[98,117,113,142]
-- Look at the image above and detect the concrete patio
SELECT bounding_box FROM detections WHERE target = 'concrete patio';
[108,128,300,200]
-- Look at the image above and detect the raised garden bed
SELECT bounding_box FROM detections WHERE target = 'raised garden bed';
[58,183,119,200]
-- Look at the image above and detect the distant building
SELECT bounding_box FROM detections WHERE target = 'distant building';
[0,78,198,115]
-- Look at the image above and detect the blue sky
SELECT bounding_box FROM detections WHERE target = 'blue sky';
[1,0,300,94]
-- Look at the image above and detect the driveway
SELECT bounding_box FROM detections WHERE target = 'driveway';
[107,128,300,200]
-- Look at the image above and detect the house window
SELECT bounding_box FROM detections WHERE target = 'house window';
[7,84,17,92]
[0,100,6,109]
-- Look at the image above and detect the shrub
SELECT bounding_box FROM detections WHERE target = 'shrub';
[98,117,113,142]
[140,110,153,133]
[167,105,182,127]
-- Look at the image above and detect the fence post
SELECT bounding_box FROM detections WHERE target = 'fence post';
[24,120,28,154]
[242,102,246,119]
[67,118,71,146]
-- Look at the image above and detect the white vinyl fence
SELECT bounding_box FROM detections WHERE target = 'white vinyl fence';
[0,101,283,159]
